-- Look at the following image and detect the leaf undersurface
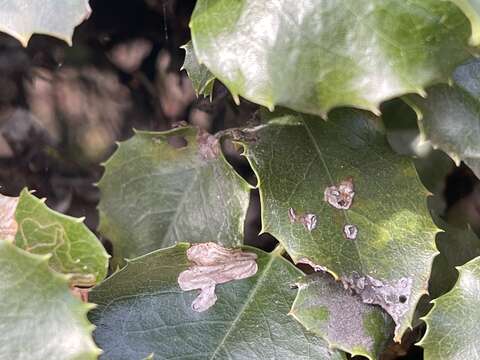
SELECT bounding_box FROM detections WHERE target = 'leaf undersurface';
[290,273,394,360]
[14,189,109,286]
[420,256,480,360]
[0,0,91,46]
[241,109,438,340]
[0,240,99,360]
[406,58,480,180]
[182,41,215,98]
[98,127,250,266]
[89,243,346,360]
[190,0,474,116]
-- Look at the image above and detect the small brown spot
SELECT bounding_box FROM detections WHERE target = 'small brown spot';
[343,224,358,240]
[324,177,355,210]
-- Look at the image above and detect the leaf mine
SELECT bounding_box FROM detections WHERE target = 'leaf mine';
[324,178,355,210]
[342,272,412,333]
[297,257,327,272]
[177,242,258,312]
[197,129,220,160]
[288,208,317,232]
[343,224,358,240]
[0,193,19,241]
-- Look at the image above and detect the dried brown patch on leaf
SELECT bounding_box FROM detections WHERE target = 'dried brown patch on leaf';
[342,272,412,333]
[0,193,19,241]
[177,242,258,312]
[297,257,327,272]
[197,129,220,160]
[324,177,355,210]
[288,208,317,232]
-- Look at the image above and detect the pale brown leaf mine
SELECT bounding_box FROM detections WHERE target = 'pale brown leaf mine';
[288,208,317,232]
[197,129,220,160]
[324,177,355,210]
[0,193,19,241]
[342,273,412,333]
[178,243,258,312]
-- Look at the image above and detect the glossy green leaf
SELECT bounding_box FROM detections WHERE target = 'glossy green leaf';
[0,240,99,360]
[406,59,480,180]
[0,0,91,46]
[290,273,394,360]
[420,256,480,360]
[241,109,438,340]
[14,189,109,286]
[190,0,473,116]
[450,0,480,45]
[98,127,250,266]
[182,41,215,98]
[89,243,346,360]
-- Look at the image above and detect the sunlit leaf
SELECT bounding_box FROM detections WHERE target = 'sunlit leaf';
[240,109,438,340]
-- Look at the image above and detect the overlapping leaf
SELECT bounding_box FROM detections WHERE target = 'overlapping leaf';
[451,0,480,45]
[12,189,109,286]
[429,219,480,299]
[89,243,346,360]
[98,127,250,266]
[290,273,394,360]
[0,240,99,360]
[240,109,438,340]
[182,41,215,98]
[406,58,480,180]
[420,256,480,360]
[0,0,91,46]
[190,0,474,116]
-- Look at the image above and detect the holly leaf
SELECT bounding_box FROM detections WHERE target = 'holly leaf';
[0,240,99,360]
[190,0,474,116]
[89,243,346,360]
[12,189,109,286]
[0,0,91,46]
[182,41,215,98]
[98,127,250,266]
[406,58,480,179]
[429,218,480,299]
[290,273,394,360]
[240,109,438,340]
[419,256,480,359]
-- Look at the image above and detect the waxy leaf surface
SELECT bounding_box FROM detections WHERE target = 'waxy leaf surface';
[291,273,394,360]
[241,110,438,339]
[0,241,99,360]
[90,243,346,360]
[98,127,250,266]
[14,189,109,286]
[190,0,474,115]
[407,58,480,180]
[0,0,91,46]
[420,256,480,360]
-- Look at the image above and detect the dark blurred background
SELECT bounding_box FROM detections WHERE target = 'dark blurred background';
[1,1,479,359]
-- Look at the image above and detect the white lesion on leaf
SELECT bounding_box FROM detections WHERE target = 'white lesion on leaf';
[288,208,317,232]
[343,224,358,240]
[177,242,258,312]
[0,193,19,241]
[197,129,220,160]
[324,177,355,210]
[342,272,412,333]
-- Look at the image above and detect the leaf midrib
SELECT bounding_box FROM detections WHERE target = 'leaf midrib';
[208,253,276,359]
